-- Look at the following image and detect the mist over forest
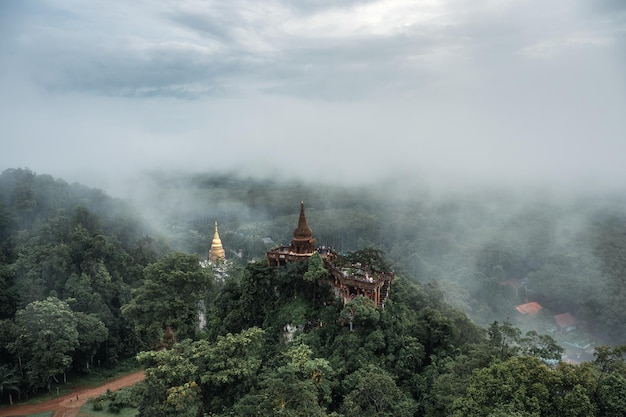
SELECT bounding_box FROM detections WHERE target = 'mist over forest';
[2,1,626,413]
[99,168,626,344]
[4,166,626,415]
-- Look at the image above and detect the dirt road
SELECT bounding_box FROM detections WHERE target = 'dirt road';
[0,370,145,417]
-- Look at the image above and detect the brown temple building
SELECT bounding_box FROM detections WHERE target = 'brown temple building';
[266,202,394,307]
[209,222,226,262]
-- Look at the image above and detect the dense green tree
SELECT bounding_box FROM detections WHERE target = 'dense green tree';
[11,169,626,416]
[518,330,563,361]
[597,372,626,417]
[233,343,333,416]
[339,296,380,332]
[122,252,213,345]
[415,307,456,359]
[234,366,326,416]
[12,297,79,391]
[136,341,202,417]
[304,252,329,305]
[73,312,108,371]
[378,301,426,393]
[343,248,391,272]
[341,365,416,417]
[0,264,16,319]
[137,327,265,416]
[449,355,605,417]
[486,320,523,361]
[0,364,20,405]
[207,277,248,337]
[451,356,554,417]
[63,273,113,325]
[238,262,278,328]
[593,344,626,377]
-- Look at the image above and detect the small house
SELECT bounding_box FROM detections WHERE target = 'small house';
[515,301,543,316]
[554,313,578,333]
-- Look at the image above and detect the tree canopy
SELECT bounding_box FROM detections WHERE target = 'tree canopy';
[3,168,626,414]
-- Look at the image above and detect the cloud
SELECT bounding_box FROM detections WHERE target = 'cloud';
[3,0,619,101]
[0,0,624,192]
[0,0,494,98]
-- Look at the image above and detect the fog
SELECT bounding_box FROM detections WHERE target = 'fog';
[3,1,626,341]
[1,0,625,197]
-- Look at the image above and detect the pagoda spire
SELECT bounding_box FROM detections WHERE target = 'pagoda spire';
[290,202,315,254]
[209,222,226,262]
[293,201,313,239]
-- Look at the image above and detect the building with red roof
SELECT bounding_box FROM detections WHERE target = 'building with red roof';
[515,301,543,316]
[554,313,578,333]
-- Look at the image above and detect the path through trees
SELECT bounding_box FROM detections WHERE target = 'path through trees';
[0,371,144,417]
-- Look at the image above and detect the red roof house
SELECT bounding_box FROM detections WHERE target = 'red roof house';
[515,302,543,316]
[554,313,578,333]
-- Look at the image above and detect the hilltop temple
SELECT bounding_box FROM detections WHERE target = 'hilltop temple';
[266,202,394,307]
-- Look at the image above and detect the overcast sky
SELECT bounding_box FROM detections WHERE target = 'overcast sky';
[1,0,625,194]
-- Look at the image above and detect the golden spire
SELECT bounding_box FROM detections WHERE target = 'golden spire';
[209,222,225,262]
[293,201,313,239]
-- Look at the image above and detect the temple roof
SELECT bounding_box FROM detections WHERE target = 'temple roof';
[293,201,313,239]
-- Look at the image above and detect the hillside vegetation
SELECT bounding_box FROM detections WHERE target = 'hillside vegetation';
[130,171,626,340]
[1,168,626,416]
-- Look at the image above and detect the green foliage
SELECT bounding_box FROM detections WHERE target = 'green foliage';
[0,263,17,319]
[448,355,616,417]
[451,356,555,417]
[13,296,79,391]
[304,252,328,282]
[343,248,391,272]
[92,386,141,414]
[597,372,626,417]
[233,366,326,416]
[593,344,626,376]
[10,170,626,416]
[0,364,20,404]
[74,312,109,370]
[486,320,523,360]
[340,297,380,331]
[137,327,265,416]
[163,381,201,415]
[121,252,213,345]
[0,168,172,387]
[518,330,563,361]
[92,399,104,411]
[341,365,416,417]
[233,343,333,416]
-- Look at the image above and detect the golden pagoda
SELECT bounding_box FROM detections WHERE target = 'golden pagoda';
[209,222,226,262]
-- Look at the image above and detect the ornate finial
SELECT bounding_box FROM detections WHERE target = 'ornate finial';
[293,201,313,239]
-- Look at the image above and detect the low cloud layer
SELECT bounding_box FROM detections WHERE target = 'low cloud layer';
[1,0,625,193]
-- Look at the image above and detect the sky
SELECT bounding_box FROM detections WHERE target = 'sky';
[1,0,625,195]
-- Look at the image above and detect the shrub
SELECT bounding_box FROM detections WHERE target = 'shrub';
[108,386,137,413]
[92,399,103,411]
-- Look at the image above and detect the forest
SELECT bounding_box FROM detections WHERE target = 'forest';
[1,167,626,416]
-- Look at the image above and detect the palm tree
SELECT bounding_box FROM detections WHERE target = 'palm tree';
[0,365,20,405]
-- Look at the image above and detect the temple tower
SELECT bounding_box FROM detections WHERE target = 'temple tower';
[290,201,316,254]
[209,222,226,262]
[265,201,393,307]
